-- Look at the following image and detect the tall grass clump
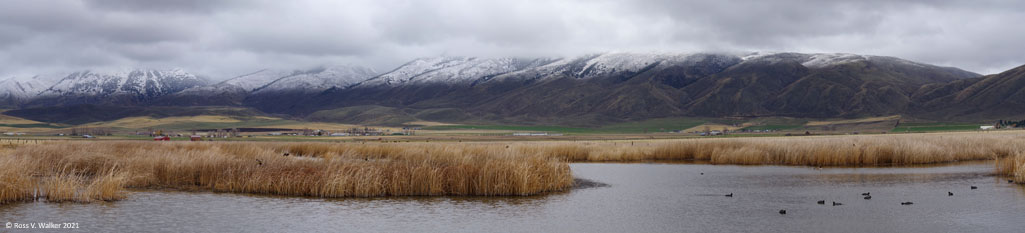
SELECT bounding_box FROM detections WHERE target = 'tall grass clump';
[997,151,1025,184]
[0,156,35,204]
[0,141,574,203]
[83,169,128,201]
[40,171,83,202]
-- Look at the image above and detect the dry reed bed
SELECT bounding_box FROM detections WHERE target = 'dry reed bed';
[527,132,1025,166]
[0,141,573,204]
[997,151,1025,183]
[3,131,1024,204]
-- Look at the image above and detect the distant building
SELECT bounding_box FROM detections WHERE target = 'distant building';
[512,132,550,136]
[980,126,996,130]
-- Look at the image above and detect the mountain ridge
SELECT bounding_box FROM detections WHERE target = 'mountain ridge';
[4,51,1016,126]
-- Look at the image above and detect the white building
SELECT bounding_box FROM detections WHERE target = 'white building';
[512,132,549,136]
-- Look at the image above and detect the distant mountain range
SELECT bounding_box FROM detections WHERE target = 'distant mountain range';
[3,52,1022,126]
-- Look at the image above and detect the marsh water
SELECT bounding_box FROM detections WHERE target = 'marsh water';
[3,162,1025,232]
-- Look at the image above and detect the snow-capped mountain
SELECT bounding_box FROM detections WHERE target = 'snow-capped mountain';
[742,52,865,67]
[739,52,935,69]
[350,51,959,90]
[493,52,743,81]
[3,51,993,125]
[35,68,207,102]
[219,69,296,92]
[170,65,377,102]
[572,53,689,78]
[252,65,377,94]
[275,51,981,125]
[359,57,556,86]
[0,74,61,107]
[0,75,56,100]
[171,69,293,97]
[357,53,742,87]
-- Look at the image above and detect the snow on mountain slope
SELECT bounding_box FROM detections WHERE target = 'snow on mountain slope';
[172,84,245,97]
[740,52,811,64]
[800,53,870,68]
[218,69,295,92]
[740,52,911,69]
[403,58,545,84]
[361,57,471,86]
[360,53,726,87]
[0,75,57,99]
[488,52,741,82]
[175,69,294,97]
[252,65,376,94]
[360,57,555,86]
[9,51,968,105]
[740,51,782,61]
[574,52,679,77]
[38,68,207,98]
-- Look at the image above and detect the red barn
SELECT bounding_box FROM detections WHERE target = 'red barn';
[154,136,171,141]
[190,135,203,141]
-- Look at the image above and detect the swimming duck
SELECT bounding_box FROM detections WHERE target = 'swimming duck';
[817,200,825,204]
[725,193,733,197]
[832,202,842,206]
[901,202,913,205]
[779,209,786,214]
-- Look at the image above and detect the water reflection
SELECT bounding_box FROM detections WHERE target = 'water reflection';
[2,162,1024,233]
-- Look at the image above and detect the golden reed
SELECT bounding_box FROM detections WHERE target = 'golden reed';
[997,151,1025,184]
[0,141,573,203]
[2,131,1022,204]
[536,132,1025,165]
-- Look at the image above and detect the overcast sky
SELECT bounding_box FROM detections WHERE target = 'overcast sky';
[1,0,1024,79]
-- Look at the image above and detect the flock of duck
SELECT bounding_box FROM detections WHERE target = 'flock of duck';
[722,184,1006,215]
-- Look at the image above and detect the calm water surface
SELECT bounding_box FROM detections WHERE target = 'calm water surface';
[2,162,1024,232]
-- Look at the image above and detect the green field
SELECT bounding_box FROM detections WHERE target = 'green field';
[891,123,983,132]
[424,118,707,134]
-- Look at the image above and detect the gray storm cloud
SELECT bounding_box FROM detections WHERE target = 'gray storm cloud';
[0,0,1023,79]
